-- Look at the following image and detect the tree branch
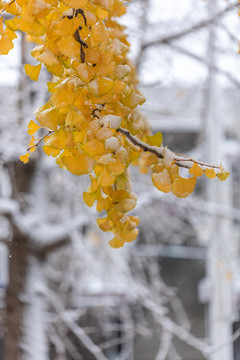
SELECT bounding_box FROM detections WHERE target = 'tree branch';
[142,2,238,50]
[167,43,240,88]
[42,290,109,360]
[117,127,222,171]
[27,130,55,151]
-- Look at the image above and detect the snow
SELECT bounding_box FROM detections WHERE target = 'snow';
[104,136,120,151]
[101,114,122,129]
[163,147,175,168]
[98,153,113,164]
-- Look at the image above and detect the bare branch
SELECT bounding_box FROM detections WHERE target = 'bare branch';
[27,130,55,151]
[142,2,238,50]
[143,297,211,357]
[168,43,240,88]
[42,290,109,360]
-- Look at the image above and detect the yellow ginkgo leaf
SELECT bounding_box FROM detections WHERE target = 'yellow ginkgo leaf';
[146,132,163,147]
[96,196,112,212]
[96,6,109,20]
[4,27,17,40]
[55,17,80,37]
[83,139,105,157]
[115,174,127,190]
[152,169,171,193]
[62,0,88,8]
[20,153,30,164]
[61,154,95,175]
[4,18,19,32]
[88,76,114,97]
[107,160,125,176]
[0,35,13,55]
[66,109,85,129]
[83,191,97,207]
[31,0,51,18]
[0,18,4,35]
[115,64,131,79]
[99,168,115,187]
[75,62,95,83]
[29,136,36,153]
[19,19,46,37]
[36,108,60,130]
[113,80,126,94]
[171,176,197,198]
[205,168,216,179]
[27,120,41,135]
[97,217,114,232]
[43,145,60,157]
[121,90,146,109]
[189,162,204,177]
[24,63,42,81]
[109,38,128,56]
[44,128,67,149]
[3,0,19,15]
[57,35,80,59]
[50,86,75,108]
[89,175,99,192]
[108,236,124,249]
[37,49,59,67]
[120,228,139,243]
[217,170,230,181]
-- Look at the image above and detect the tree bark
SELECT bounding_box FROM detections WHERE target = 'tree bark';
[5,227,29,360]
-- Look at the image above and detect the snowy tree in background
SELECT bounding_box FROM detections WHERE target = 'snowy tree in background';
[0,0,240,360]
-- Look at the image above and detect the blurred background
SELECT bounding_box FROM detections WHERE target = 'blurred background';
[1,0,240,359]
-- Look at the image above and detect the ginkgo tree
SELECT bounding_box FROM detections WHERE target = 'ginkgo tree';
[0,0,229,248]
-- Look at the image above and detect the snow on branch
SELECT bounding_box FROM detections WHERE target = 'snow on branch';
[41,289,109,360]
[117,127,221,171]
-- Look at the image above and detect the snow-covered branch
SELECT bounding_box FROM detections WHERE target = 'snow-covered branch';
[42,289,109,360]
[118,127,221,171]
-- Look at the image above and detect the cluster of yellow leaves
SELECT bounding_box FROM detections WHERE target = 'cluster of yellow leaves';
[1,0,144,248]
[1,0,229,248]
[148,149,198,199]
[140,148,229,199]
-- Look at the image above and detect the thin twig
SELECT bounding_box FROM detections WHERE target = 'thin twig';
[27,130,55,151]
[142,2,238,50]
